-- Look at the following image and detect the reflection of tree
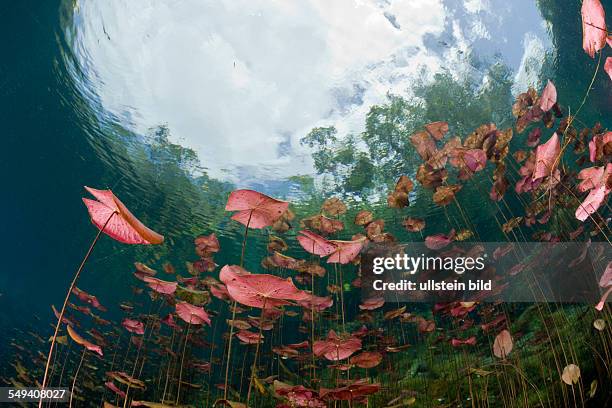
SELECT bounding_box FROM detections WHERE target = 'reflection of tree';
[117,124,232,263]
[147,125,201,173]
[301,126,340,175]
[301,62,514,197]
[301,127,375,195]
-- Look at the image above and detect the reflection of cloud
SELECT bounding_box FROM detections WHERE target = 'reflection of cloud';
[70,0,550,186]
[463,0,490,14]
[513,33,549,95]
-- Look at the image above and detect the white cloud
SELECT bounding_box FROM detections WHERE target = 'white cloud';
[71,0,446,184]
[69,0,551,186]
[464,0,490,14]
[513,32,549,95]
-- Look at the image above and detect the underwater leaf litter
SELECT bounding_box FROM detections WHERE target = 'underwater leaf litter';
[3,3,612,408]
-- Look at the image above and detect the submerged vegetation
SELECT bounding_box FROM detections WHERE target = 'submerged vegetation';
[3,2,612,408]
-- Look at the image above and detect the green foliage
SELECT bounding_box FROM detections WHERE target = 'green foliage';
[300,61,516,199]
[300,126,339,174]
[363,93,423,178]
[301,128,376,197]
[343,151,375,193]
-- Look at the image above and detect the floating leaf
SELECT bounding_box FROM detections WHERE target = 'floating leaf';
[175,302,211,326]
[321,197,347,216]
[533,133,560,180]
[67,325,103,357]
[350,351,383,369]
[72,287,106,311]
[122,318,145,335]
[225,273,307,309]
[387,191,409,208]
[417,317,436,333]
[433,185,462,206]
[410,131,437,161]
[463,149,487,172]
[313,330,362,361]
[425,121,449,140]
[163,262,175,274]
[267,236,288,252]
[320,379,380,401]
[297,230,336,257]
[104,382,125,398]
[451,337,477,347]
[195,233,220,256]
[588,131,612,162]
[502,217,523,233]
[425,230,455,250]
[539,80,557,112]
[132,401,191,408]
[82,187,164,244]
[416,163,448,189]
[301,214,344,234]
[581,0,607,58]
[175,285,210,305]
[384,306,407,320]
[225,189,289,229]
[575,185,607,222]
[107,371,145,389]
[395,175,414,193]
[527,128,541,147]
[469,368,493,377]
[402,217,425,232]
[577,165,609,193]
[493,329,513,358]
[359,296,385,311]
[273,382,324,406]
[271,209,295,233]
[327,237,366,264]
[593,319,606,331]
[298,293,334,312]
[354,210,373,226]
[142,276,177,295]
[365,219,385,239]
[236,330,263,345]
[589,379,598,398]
[455,229,474,241]
[561,364,581,385]
[596,287,612,311]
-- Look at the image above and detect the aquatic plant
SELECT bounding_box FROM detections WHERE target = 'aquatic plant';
[8,4,610,408]
[39,187,163,407]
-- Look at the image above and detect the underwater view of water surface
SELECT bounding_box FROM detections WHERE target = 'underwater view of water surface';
[1,0,612,406]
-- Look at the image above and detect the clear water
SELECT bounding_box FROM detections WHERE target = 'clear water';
[1,0,611,406]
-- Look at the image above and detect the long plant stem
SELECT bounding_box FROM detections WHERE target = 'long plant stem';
[161,328,176,403]
[68,348,86,408]
[246,299,267,406]
[39,211,116,408]
[223,212,253,399]
[176,322,192,404]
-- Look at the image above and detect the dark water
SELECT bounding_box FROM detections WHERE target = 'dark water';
[1,0,611,406]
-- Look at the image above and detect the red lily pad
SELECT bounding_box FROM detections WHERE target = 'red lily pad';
[225,189,289,229]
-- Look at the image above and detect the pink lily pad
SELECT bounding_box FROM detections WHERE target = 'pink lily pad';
[175,301,211,325]
[225,189,289,229]
[82,186,164,245]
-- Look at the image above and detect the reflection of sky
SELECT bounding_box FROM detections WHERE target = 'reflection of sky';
[68,0,552,187]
